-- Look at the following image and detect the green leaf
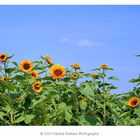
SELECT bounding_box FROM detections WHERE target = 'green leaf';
[5,68,14,74]
[80,84,94,100]
[135,54,140,57]
[13,115,25,124]
[24,115,35,124]
[134,109,140,117]
[0,112,6,119]
[26,77,35,84]
[129,78,140,83]
[106,68,114,70]
[65,111,72,122]
[79,115,97,125]
[91,68,101,71]
[31,95,46,108]
[12,62,18,67]
[108,76,119,80]
[80,102,87,110]
[8,54,14,59]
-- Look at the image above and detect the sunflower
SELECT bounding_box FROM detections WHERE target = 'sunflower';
[2,76,8,83]
[45,55,53,64]
[128,97,139,108]
[101,64,108,69]
[79,97,87,105]
[91,73,99,79]
[20,60,33,72]
[31,70,39,79]
[49,64,66,79]
[71,73,79,79]
[72,64,80,70]
[16,95,21,101]
[32,81,43,93]
[0,53,8,62]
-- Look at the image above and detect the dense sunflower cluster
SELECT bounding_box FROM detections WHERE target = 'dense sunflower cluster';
[0,53,140,126]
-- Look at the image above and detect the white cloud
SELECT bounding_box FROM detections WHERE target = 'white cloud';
[77,39,103,47]
[60,37,75,44]
[60,37,103,47]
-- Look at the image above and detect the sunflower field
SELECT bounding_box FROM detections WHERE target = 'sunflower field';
[0,53,140,126]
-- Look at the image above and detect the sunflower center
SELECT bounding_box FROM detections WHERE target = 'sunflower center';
[23,63,30,70]
[32,73,36,77]
[34,84,40,90]
[131,100,138,106]
[4,78,8,81]
[0,55,5,59]
[54,69,62,77]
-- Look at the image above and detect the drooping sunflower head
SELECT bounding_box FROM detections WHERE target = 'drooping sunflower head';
[45,55,53,64]
[71,73,79,80]
[2,76,8,83]
[20,60,33,73]
[101,64,108,69]
[32,81,43,93]
[49,64,66,79]
[0,53,8,62]
[91,73,99,79]
[31,70,39,79]
[72,64,80,70]
[128,97,139,108]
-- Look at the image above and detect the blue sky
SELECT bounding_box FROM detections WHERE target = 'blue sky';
[0,5,140,93]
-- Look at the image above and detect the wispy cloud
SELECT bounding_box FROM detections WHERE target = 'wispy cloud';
[60,37,103,47]
[60,37,75,44]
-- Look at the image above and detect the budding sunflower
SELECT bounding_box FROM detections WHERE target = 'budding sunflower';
[101,64,108,69]
[45,55,53,64]
[91,73,99,79]
[2,76,8,83]
[71,73,79,80]
[31,70,39,79]
[72,64,80,70]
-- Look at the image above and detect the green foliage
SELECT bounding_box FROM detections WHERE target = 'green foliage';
[0,54,140,126]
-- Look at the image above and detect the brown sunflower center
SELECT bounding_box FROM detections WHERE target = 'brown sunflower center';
[54,69,62,77]
[32,73,36,77]
[131,100,138,106]
[0,55,6,59]
[4,78,8,81]
[34,84,40,90]
[23,63,30,70]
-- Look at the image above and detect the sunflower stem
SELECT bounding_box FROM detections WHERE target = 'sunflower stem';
[72,81,79,114]
[102,69,107,125]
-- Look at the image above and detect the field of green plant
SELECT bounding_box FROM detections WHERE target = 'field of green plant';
[0,53,140,126]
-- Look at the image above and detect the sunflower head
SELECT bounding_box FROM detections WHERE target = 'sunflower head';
[72,64,80,70]
[16,95,21,101]
[32,81,43,93]
[101,64,108,69]
[45,55,53,64]
[31,70,39,79]
[2,76,8,83]
[91,73,99,79]
[0,53,8,62]
[79,97,87,105]
[20,60,33,73]
[49,64,66,79]
[128,97,139,108]
[71,73,79,80]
